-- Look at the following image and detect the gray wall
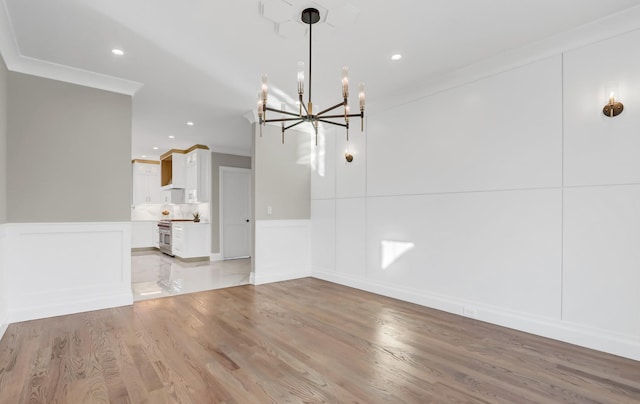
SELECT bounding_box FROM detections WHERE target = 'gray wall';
[7,72,131,223]
[0,55,7,224]
[211,151,251,253]
[253,124,310,221]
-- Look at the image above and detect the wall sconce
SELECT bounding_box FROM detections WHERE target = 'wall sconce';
[345,151,354,163]
[603,91,624,118]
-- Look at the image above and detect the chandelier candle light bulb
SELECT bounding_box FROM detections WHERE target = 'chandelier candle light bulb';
[261,74,269,108]
[297,61,305,94]
[342,66,349,98]
[257,7,365,145]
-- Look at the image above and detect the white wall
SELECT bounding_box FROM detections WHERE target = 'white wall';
[311,28,640,360]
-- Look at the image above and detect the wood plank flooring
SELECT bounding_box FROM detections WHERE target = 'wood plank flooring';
[0,278,639,403]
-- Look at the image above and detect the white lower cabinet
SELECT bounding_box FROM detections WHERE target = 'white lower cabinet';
[153,224,159,248]
[132,221,158,249]
[171,222,210,259]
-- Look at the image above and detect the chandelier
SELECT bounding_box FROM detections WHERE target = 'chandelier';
[257,7,365,145]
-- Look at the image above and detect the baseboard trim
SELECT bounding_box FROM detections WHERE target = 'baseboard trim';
[132,247,157,252]
[9,290,133,323]
[253,269,311,285]
[312,269,640,361]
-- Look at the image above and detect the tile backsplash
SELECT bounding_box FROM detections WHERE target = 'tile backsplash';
[131,203,210,222]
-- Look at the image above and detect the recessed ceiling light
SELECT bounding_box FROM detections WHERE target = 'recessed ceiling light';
[141,155,147,158]
[168,135,175,139]
[186,121,194,126]
[112,49,124,56]
[391,54,402,61]
[153,146,159,150]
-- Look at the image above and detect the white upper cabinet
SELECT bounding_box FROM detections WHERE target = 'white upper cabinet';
[132,161,161,204]
[161,188,184,204]
[185,148,211,203]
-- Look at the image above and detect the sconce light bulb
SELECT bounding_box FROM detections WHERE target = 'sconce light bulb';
[603,90,624,118]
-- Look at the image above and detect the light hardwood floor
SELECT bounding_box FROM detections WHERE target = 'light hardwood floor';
[0,278,638,403]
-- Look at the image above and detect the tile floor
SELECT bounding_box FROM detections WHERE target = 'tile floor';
[131,250,251,301]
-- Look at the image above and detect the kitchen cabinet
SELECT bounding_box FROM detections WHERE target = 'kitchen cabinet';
[171,222,210,259]
[132,160,161,204]
[161,189,184,204]
[160,152,186,189]
[131,221,158,249]
[185,148,211,203]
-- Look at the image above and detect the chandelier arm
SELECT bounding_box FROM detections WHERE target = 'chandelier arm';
[284,119,305,131]
[318,113,364,119]
[316,101,346,117]
[264,117,304,123]
[317,119,348,128]
[264,107,300,118]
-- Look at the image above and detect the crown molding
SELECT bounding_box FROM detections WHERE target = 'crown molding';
[0,0,143,96]
[372,5,640,113]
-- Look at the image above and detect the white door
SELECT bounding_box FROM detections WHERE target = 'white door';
[221,167,251,259]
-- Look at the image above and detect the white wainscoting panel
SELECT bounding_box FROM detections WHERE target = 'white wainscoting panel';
[367,56,562,197]
[311,128,336,200]
[335,198,366,278]
[563,185,640,338]
[336,128,366,199]
[563,29,640,187]
[4,222,133,322]
[254,220,311,285]
[311,200,335,274]
[366,189,562,318]
[0,225,8,341]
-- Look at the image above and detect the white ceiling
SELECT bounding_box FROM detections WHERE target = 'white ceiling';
[2,0,640,160]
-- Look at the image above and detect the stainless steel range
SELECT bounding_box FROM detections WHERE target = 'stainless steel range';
[158,221,173,256]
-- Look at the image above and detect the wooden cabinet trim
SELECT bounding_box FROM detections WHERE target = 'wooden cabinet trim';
[132,159,160,165]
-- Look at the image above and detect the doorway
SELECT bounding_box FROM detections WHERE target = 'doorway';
[220,167,252,259]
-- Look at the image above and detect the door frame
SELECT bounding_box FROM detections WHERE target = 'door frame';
[219,166,252,260]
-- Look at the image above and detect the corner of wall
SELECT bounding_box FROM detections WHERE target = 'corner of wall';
[0,53,8,342]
